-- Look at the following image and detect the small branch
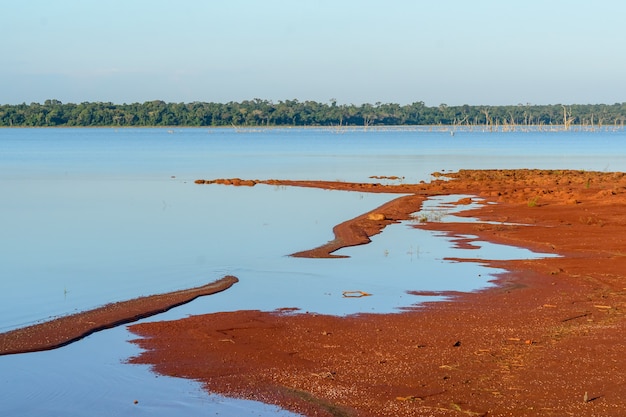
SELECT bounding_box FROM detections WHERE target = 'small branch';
[562,312,591,322]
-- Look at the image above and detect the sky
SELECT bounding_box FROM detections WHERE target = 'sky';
[2,0,625,106]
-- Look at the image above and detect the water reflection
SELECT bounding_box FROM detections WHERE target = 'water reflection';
[0,181,402,331]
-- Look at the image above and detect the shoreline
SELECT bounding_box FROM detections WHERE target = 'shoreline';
[129,170,626,416]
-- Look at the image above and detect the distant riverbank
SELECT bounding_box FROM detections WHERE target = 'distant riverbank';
[2,100,625,128]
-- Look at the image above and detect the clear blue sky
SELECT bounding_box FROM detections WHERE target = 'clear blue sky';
[2,0,625,106]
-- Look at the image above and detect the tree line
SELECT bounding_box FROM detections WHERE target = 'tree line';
[1,99,625,128]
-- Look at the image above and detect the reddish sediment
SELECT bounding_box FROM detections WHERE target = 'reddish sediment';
[128,170,626,416]
[0,276,238,356]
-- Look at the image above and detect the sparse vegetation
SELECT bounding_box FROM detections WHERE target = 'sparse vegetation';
[411,209,448,223]
[527,196,540,207]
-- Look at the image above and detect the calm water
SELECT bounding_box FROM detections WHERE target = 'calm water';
[1,127,625,416]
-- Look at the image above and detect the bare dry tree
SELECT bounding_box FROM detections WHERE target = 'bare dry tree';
[562,105,575,130]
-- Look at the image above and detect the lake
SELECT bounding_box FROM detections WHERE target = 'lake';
[1,126,625,416]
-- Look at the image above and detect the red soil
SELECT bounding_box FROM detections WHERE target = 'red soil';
[129,170,626,416]
[0,276,238,356]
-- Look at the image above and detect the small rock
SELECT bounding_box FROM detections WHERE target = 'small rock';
[368,213,386,221]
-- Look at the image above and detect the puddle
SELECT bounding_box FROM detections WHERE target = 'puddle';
[411,194,560,261]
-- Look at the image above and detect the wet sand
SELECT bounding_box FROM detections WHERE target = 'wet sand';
[0,276,238,356]
[128,170,626,416]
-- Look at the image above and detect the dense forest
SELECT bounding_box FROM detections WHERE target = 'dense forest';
[1,99,626,128]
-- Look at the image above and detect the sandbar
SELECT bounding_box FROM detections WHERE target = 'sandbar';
[0,276,238,356]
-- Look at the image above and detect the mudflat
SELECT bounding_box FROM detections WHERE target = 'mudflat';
[129,170,626,416]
